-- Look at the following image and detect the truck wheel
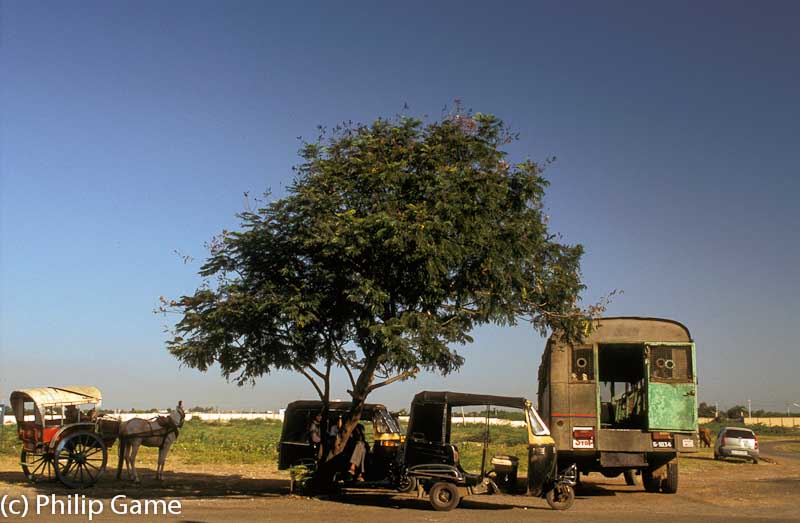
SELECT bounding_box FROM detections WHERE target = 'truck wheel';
[545,484,575,510]
[623,469,637,486]
[429,482,460,511]
[661,462,678,494]
[642,470,661,493]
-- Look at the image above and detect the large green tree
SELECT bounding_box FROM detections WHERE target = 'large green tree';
[165,109,594,460]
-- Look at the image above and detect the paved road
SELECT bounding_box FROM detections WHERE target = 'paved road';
[760,440,800,462]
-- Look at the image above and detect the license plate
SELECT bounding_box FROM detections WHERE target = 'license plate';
[731,450,748,456]
[652,440,673,448]
[682,439,695,448]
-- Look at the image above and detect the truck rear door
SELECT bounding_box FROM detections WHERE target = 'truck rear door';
[646,343,697,431]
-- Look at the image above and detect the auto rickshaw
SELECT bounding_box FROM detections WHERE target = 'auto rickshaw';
[403,391,576,511]
[278,400,406,488]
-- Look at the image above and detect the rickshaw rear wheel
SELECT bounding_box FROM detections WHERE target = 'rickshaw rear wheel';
[21,450,55,482]
[545,484,575,510]
[429,482,460,511]
[54,431,107,488]
[397,475,417,493]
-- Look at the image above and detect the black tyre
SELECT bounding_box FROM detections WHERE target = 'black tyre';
[429,482,460,511]
[752,457,759,464]
[545,484,575,510]
[623,469,637,486]
[54,431,107,488]
[642,470,661,493]
[397,475,418,493]
[661,462,678,494]
[21,450,55,483]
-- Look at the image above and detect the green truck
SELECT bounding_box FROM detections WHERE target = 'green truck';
[537,317,699,493]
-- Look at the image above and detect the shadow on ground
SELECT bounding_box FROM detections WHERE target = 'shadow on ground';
[0,467,289,499]
[328,489,553,511]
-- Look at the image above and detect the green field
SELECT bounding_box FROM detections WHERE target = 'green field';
[1,419,794,473]
[0,419,283,466]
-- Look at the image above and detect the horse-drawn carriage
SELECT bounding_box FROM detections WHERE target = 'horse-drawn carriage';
[10,385,184,488]
[10,386,119,488]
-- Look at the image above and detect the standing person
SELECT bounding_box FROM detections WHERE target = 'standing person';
[327,414,341,457]
[346,423,369,481]
[308,413,322,457]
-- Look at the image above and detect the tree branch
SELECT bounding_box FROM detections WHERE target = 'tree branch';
[334,345,357,390]
[296,365,324,400]
[367,367,420,393]
[308,364,326,379]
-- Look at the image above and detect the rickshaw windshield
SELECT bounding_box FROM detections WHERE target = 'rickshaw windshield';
[373,410,401,434]
[527,406,550,436]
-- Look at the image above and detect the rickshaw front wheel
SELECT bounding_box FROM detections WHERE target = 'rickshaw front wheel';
[545,484,575,510]
[429,482,460,511]
[21,450,55,483]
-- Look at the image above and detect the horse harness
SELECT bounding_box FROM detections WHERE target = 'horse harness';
[121,415,181,448]
[154,415,180,446]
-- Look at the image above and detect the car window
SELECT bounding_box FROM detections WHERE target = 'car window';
[724,429,755,439]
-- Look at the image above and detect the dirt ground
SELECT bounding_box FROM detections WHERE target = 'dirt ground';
[0,441,798,522]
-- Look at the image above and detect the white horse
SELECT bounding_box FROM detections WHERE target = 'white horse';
[117,401,186,483]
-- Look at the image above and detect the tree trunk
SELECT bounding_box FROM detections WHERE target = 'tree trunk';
[332,355,379,456]
[313,353,380,491]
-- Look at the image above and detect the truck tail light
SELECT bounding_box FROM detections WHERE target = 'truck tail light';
[652,432,671,441]
[754,435,758,449]
[573,428,594,439]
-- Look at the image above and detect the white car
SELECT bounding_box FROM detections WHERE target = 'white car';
[714,427,759,463]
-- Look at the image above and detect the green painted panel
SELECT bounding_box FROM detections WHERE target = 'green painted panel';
[648,382,697,431]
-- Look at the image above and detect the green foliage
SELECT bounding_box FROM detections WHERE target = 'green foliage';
[697,401,716,418]
[165,107,588,408]
[170,419,282,464]
[450,423,529,474]
[726,405,747,419]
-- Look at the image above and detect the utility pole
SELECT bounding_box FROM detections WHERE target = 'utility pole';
[747,399,752,419]
[714,402,719,419]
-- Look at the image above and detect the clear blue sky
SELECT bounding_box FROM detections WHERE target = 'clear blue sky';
[1,1,798,412]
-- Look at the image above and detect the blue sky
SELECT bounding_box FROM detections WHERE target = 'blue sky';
[1,1,798,412]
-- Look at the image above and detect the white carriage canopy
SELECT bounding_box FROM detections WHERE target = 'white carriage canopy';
[10,386,102,423]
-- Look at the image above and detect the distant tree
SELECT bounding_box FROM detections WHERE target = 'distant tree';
[163,107,599,468]
[726,405,747,420]
[697,402,716,417]
[189,406,217,413]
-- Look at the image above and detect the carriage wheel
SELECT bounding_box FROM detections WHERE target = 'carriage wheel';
[21,450,55,482]
[54,431,107,488]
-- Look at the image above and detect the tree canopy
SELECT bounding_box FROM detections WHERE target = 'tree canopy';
[164,108,593,454]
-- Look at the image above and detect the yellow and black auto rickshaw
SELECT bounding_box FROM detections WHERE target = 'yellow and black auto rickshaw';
[278,400,405,486]
[403,391,576,511]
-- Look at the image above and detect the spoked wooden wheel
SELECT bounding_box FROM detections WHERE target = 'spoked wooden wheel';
[54,432,107,488]
[21,450,55,482]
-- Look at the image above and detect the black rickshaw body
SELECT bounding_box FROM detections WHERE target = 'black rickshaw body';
[403,391,563,497]
[278,400,404,482]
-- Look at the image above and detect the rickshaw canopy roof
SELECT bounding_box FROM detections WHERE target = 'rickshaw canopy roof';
[10,386,102,408]
[284,400,389,417]
[411,391,529,410]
